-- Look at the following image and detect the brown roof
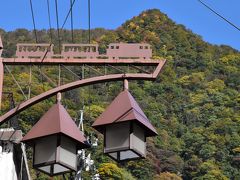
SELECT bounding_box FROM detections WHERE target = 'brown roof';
[92,90,158,136]
[22,103,90,148]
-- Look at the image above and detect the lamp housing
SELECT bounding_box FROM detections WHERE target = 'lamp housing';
[22,102,90,176]
[92,90,157,162]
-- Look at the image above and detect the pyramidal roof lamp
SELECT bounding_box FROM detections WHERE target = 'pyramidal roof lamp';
[92,83,157,162]
[22,93,90,176]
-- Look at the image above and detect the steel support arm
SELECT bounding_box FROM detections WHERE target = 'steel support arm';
[0,60,165,125]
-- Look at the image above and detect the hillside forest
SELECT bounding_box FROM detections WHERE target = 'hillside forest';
[0,9,240,180]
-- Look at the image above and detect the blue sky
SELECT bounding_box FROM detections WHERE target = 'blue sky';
[0,0,239,50]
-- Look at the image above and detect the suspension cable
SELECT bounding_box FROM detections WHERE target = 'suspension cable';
[82,65,85,109]
[33,65,57,87]
[39,66,45,91]
[88,0,91,115]
[70,0,74,43]
[55,0,61,53]
[47,0,53,43]
[5,66,27,100]
[38,0,54,88]
[88,65,91,114]
[29,0,38,43]
[85,64,104,75]
[61,0,76,30]
[41,0,54,62]
[61,65,82,79]
[88,0,91,43]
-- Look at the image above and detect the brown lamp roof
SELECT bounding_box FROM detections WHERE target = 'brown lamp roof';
[92,90,158,137]
[22,102,90,148]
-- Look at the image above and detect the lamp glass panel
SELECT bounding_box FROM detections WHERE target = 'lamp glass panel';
[34,136,57,165]
[108,152,117,160]
[38,165,51,174]
[130,123,146,156]
[53,164,70,174]
[58,136,77,169]
[105,122,130,152]
[120,150,139,160]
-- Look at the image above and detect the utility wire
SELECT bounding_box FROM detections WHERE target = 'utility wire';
[198,0,240,32]
[29,0,38,43]
[55,0,61,53]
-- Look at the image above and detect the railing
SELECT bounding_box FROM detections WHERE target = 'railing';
[62,44,99,59]
[15,43,153,60]
[16,44,53,59]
